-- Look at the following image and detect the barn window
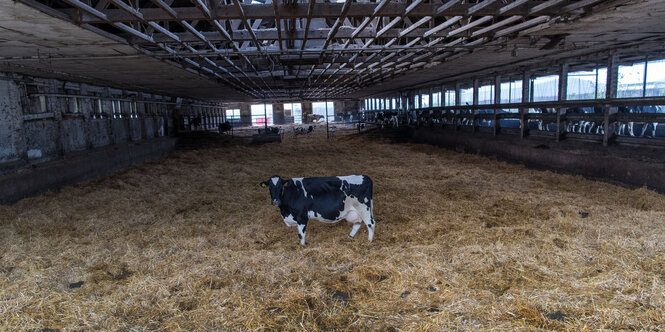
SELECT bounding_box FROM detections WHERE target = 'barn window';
[250,104,273,126]
[111,100,122,119]
[94,99,105,119]
[500,80,522,104]
[284,103,302,124]
[67,97,79,113]
[421,94,429,108]
[312,102,334,122]
[392,98,397,109]
[460,87,473,105]
[432,92,441,107]
[568,67,607,100]
[414,95,420,109]
[226,109,240,122]
[646,58,665,97]
[444,90,456,106]
[530,75,559,102]
[39,95,47,113]
[477,84,494,105]
[618,61,645,98]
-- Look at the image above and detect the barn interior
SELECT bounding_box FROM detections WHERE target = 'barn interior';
[1,0,665,329]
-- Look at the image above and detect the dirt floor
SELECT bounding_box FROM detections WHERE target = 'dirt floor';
[1,128,664,331]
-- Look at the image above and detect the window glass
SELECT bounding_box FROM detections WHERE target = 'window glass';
[226,109,240,122]
[530,75,559,102]
[421,94,430,108]
[618,61,645,98]
[432,92,441,107]
[478,85,494,105]
[250,104,273,126]
[312,102,334,122]
[646,58,665,97]
[444,90,456,106]
[460,87,473,105]
[500,80,522,104]
[567,68,607,100]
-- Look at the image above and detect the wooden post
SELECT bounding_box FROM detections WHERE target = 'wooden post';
[520,71,531,139]
[494,74,501,136]
[454,83,461,131]
[472,79,479,132]
[604,55,619,146]
[556,63,568,143]
[325,98,329,139]
[263,102,268,130]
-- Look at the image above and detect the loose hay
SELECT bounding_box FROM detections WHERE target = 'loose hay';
[1,130,664,330]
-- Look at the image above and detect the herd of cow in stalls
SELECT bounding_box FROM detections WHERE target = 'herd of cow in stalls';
[187,104,664,139]
[367,105,665,138]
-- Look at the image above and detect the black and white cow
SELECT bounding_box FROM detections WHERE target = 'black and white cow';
[293,125,314,136]
[260,175,376,245]
[258,126,280,135]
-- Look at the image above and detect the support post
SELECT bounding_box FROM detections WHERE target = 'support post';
[325,98,330,139]
[494,74,501,136]
[520,71,531,139]
[454,83,461,130]
[604,54,619,146]
[556,63,568,143]
[472,79,479,132]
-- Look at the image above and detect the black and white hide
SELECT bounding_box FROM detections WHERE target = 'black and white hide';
[260,175,376,245]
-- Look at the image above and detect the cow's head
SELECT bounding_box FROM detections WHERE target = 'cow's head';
[259,175,289,206]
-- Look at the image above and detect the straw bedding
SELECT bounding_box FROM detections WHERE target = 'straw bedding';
[0,130,664,330]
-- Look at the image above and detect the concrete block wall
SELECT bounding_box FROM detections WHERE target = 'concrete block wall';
[0,79,25,163]
[0,72,211,172]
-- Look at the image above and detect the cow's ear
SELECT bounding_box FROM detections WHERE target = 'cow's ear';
[259,181,268,188]
[283,180,289,187]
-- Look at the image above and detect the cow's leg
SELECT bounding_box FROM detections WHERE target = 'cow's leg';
[346,210,363,238]
[365,218,375,242]
[349,223,361,238]
[354,204,375,242]
[297,221,307,245]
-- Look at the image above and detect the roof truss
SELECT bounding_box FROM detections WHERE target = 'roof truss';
[21,0,608,100]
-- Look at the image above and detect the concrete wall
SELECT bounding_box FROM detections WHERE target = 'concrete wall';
[0,138,176,204]
[411,127,665,193]
[272,103,285,124]
[0,79,25,164]
[302,102,313,123]
[334,100,360,121]
[0,73,188,171]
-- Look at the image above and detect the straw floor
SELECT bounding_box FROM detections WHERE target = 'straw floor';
[1,130,664,330]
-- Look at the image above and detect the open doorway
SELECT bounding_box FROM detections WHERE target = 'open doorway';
[312,102,334,122]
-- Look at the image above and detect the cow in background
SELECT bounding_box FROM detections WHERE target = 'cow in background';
[618,106,663,137]
[294,125,314,136]
[258,126,280,135]
[218,121,232,134]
